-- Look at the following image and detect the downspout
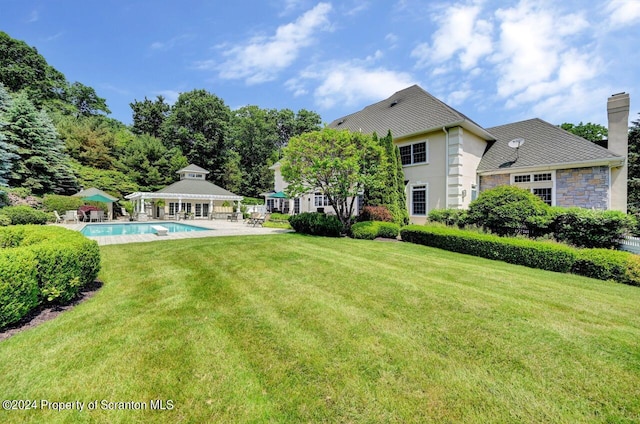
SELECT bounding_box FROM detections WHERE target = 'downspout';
[443,126,449,209]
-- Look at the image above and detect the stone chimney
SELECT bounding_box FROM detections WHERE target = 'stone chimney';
[607,92,630,212]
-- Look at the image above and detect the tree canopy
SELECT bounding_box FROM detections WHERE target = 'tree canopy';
[560,122,608,147]
[281,128,386,230]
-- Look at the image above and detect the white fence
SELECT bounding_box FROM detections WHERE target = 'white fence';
[620,236,640,254]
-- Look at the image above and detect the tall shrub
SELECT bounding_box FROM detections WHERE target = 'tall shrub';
[467,185,549,236]
[553,208,636,248]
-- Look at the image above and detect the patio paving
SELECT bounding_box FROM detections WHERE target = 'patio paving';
[53,218,291,246]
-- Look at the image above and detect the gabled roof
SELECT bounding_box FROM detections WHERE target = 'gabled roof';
[178,164,209,174]
[327,84,494,140]
[478,118,623,173]
[156,179,240,198]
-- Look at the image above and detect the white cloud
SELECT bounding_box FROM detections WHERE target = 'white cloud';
[411,3,493,71]
[290,60,415,109]
[217,2,332,84]
[605,0,640,27]
[492,1,591,104]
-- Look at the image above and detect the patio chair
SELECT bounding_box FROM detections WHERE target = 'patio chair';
[54,211,64,224]
[89,210,101,222]
[64,210,78,224]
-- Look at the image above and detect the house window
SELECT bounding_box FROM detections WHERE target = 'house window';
[169,202,178,215]
[314,192,328,207]
[512,171,555,206]
[195,203,202,217]
[267,198,275,212]
[399,141,428,166]
[533,188,552,205]
[411,185,427,215]
[294,198,300,214]
[471,184,478,201]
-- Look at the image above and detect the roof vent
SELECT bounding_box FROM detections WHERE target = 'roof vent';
[390,100,398,107]
[337,119,345,126]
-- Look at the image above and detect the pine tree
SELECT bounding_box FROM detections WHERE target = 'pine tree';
[3,93,77,194]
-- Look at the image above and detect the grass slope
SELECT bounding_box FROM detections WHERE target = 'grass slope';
[0,234,639,423]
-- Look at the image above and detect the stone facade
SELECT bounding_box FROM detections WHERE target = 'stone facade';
[479,174,510,192]
[556,166,609,209]
[479,166,609,209]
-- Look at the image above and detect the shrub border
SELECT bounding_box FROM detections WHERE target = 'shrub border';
[0,225,101,328]
[400,224,640,286]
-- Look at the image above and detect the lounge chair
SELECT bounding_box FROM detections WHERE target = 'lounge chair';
[54,211,64,224]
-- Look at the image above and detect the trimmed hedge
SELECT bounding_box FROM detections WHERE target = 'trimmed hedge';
[0,225,101,328]
[289,212,343,237]
[0,205,50,225]
[401,225,575,273]
[571,249,640,286]
[351,221,400,240]
[400,224,640,285]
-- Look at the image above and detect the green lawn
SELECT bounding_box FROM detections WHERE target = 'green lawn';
[1,234,639,423]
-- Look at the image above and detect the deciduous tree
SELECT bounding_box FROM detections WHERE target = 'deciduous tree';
[281,128,386,231]
[560,122,608,147]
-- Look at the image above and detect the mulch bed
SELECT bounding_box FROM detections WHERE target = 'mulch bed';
[0,280,103,342]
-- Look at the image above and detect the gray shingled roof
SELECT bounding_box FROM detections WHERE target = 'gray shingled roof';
[478,118,622,172]
[327,85,490,139]
[157,179,240,197]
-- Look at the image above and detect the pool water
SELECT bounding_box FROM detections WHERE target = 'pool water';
[81,222,209,237]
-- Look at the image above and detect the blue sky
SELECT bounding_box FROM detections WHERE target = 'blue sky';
[1,0,639,129]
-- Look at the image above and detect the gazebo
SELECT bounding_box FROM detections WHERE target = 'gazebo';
[125,164,243,219]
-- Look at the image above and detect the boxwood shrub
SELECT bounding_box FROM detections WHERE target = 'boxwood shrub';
[351,221,400,240]
[0,225,101,328]
[289,212,343,237]
[0,249,39,328]
[401,224,575,273]
[0,205,50,225]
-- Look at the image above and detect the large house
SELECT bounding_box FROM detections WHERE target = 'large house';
[270,85,630,224]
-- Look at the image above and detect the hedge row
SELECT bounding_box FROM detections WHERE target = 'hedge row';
[400,225,640,286]
[351,221,400,240]
[289,212,343,237]
[0,225,101,328]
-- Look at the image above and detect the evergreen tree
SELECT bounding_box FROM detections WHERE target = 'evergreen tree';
[0,132,17,187]
[628,113,640,215]
[364,131,408,225]
[3,93,77,194]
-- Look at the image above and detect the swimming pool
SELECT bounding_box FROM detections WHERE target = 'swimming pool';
[81,222,209,237]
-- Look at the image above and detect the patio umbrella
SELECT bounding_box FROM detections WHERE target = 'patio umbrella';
[269,191,288,198]
[73,188,119,219]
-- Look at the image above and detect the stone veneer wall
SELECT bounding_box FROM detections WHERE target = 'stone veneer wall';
[479,174,510,192]
[556,166,609,209]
